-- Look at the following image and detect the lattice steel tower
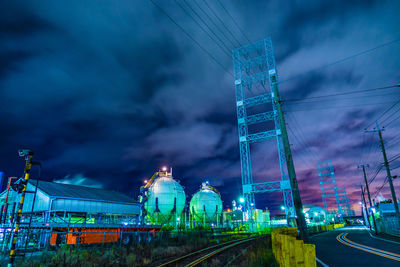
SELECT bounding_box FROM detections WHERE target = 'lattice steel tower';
[338,186,354,216]
[317,160,343,214]
[233,38,296,221]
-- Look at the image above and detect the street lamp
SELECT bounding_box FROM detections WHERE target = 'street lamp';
[239,197,245,203]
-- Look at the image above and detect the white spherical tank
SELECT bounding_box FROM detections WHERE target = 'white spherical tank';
[190,183,223,222]
[145,174,186,224]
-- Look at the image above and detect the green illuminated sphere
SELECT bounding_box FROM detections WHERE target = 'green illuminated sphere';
[190,183,223,222]
[145,175,186,224]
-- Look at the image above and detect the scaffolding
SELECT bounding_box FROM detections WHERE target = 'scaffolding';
[233,38,295,223]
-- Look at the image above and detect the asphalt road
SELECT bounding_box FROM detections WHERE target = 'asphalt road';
[310,226,400,267]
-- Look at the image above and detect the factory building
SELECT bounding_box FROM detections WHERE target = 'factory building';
[0,180,140,225]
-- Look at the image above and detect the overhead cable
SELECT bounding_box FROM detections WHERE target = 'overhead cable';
[280,37,400,84]
[149,0,233,76]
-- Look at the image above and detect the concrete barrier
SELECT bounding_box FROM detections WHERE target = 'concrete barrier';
[271,224,345,266]
[271,228,316,267]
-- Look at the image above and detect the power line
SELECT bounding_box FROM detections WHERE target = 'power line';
[361,135,374,167]
[388,153,400,163]
[365,144,383,179]
[284,91,400,106]
[387,136,400,148]
[372,177,388,199]
[202,0,242,47]
[149,0,233,76]
[285,100,399,113]
[364,135,380,162]
[365,98,400,129]
[175,0,231,57]
[287,124,317,171]
[279,37,400,84]
[282,84,399,103]
[379,104,400,126]
[216,0,251,43]
[368,164,383,185]
[286,113,319,164]
[181,0,232,55]
[359,134,368,166]
[191,0,238,48]
[384,113,400,127]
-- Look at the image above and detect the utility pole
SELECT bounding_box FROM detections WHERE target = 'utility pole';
[361,185,370,230]
[271,75,309,242]
[358,165,377,234]
[365,122,400,221]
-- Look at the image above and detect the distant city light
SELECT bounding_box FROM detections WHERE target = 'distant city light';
[239,197,245,203]
[144,180,148,184]
[177,217,180,221]
[162,166,167,171]
[281,206,285,210]
[250,203,254,206]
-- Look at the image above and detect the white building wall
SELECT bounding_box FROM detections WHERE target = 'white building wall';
[0,184,140,215]
[51,198,140,214]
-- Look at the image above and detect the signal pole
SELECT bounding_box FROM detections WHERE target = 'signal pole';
[365,122,400,221]
[358,165,377,234]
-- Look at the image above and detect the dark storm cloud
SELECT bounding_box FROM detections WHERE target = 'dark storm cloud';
[0,0,399,213]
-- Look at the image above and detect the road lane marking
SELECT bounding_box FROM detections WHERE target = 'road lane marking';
[316,257,329,267]
[336,232,400,262]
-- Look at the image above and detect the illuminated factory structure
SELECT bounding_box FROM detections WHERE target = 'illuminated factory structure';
[189,182,223,227]
[139,168,186,226]
[0,180,141,225]
[0,165,338,253]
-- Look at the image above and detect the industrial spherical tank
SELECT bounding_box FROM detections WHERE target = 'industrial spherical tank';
[190,182,223,222]
[145,171,186,224]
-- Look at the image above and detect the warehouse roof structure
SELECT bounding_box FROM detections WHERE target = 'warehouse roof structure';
[30,180,137,204]
[0,180,140,217]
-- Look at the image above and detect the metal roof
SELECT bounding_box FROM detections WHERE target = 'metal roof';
[29,180,138,204]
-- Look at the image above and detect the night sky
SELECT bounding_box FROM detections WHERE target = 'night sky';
[1,0,399,215]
